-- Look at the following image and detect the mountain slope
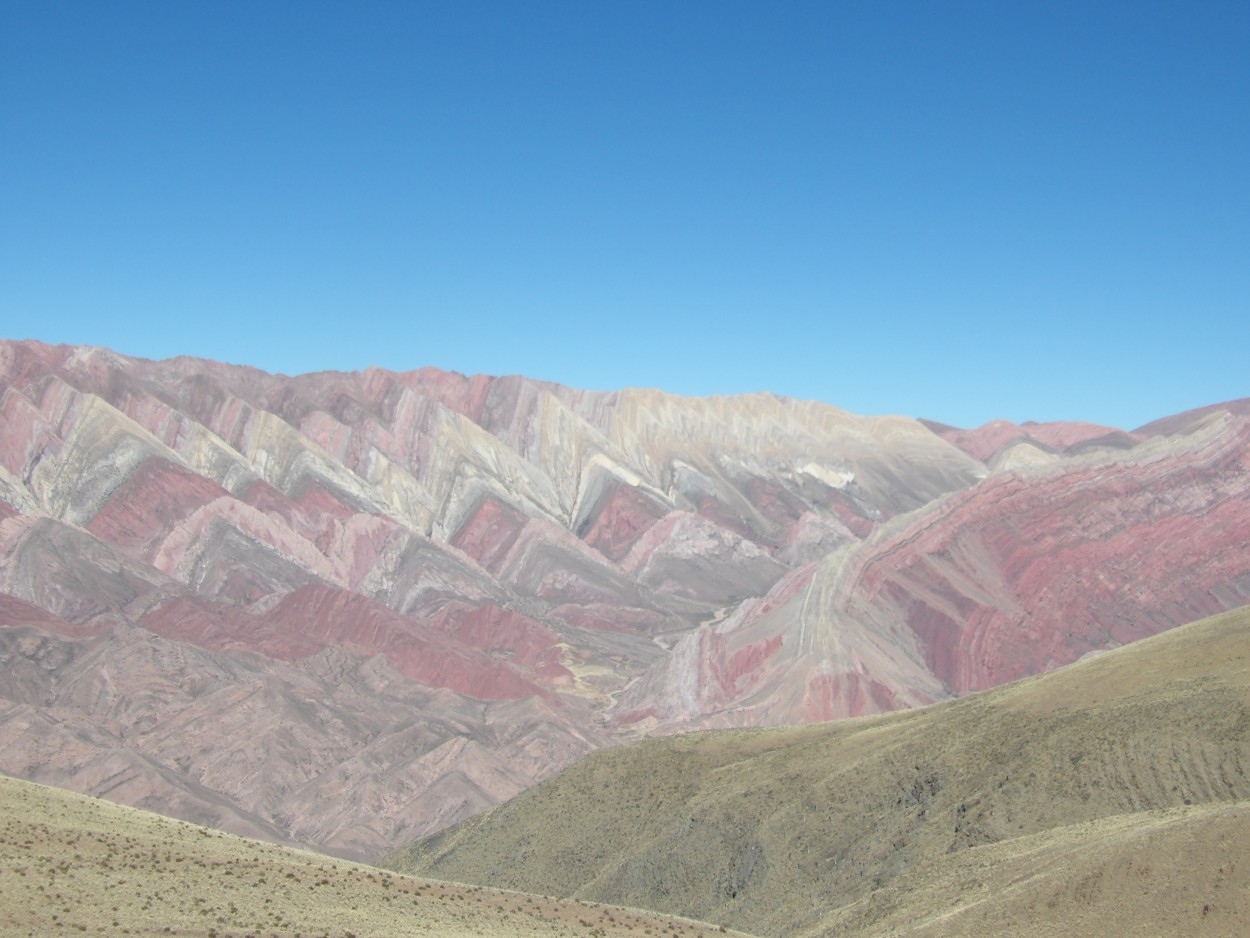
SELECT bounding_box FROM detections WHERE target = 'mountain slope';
[384,605,1250,937]
[822,802,1249,937]
[0,772,751,938]
[0,620,600,859]
[618,406,1250,729]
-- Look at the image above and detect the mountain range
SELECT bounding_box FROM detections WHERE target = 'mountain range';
[1,338,1248,860]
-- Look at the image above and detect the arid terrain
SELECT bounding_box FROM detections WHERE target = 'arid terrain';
[386,605,1250,937]
[0,771,749,938]
[2,338,1249,860]
[7,3,1246,935]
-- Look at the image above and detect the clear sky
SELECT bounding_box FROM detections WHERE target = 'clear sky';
[2,1,1247,430]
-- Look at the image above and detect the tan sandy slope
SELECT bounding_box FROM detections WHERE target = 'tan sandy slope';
[0,772,750,938]
[385,605,1250,937]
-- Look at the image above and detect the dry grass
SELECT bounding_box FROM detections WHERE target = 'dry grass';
[0,773,751,938]
[385,605,1250,937]
[820,801,1250,937]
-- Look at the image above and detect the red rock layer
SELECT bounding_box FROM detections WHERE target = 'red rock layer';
[878,421,1250,692]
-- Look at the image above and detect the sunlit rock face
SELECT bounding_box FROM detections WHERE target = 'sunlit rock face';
[1,337,1248,857]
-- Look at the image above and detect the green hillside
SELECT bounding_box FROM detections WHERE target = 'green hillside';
[384,605,1250,936]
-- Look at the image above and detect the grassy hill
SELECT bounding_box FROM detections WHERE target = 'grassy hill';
[0,772,751,938]
[383,605,1250,936]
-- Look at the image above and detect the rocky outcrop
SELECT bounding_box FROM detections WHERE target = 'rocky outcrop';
[1,338,1248,858]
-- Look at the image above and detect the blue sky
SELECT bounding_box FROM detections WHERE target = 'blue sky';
[2,1,1247,430]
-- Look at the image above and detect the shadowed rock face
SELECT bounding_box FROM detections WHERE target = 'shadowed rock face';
[1,337,1248,858]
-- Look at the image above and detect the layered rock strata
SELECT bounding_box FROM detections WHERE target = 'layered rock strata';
[1,337,1247,857]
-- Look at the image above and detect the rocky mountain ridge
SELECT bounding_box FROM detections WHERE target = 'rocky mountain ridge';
[1,338,1247,858]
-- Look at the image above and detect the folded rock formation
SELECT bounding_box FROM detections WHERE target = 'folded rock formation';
[1,338,1247,858]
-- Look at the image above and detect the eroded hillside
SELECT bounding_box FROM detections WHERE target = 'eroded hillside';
[385,605,1250,937]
